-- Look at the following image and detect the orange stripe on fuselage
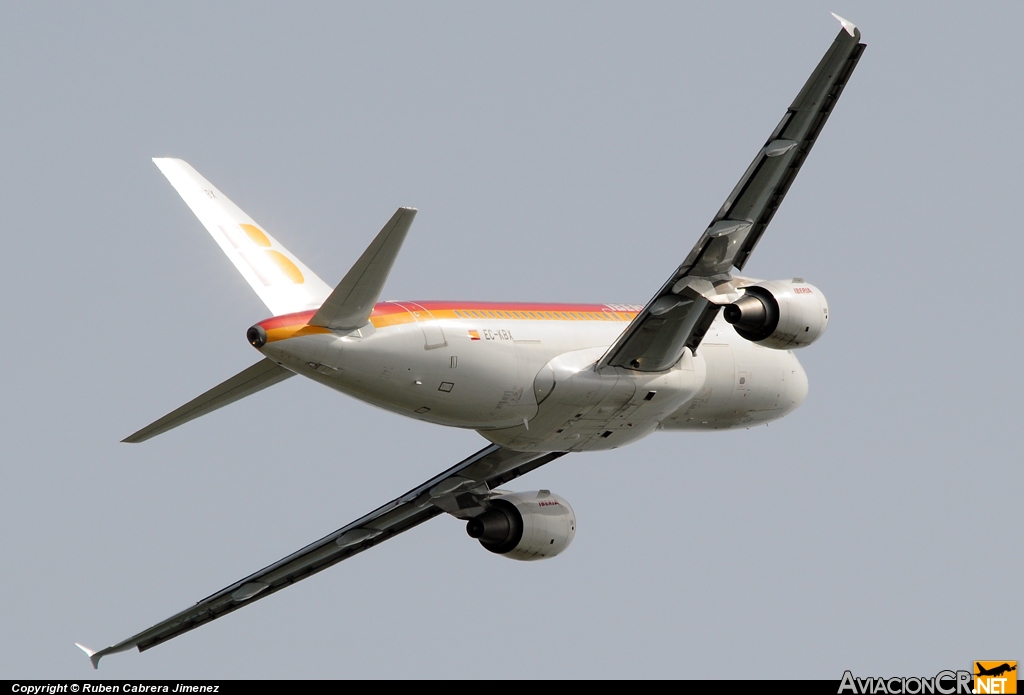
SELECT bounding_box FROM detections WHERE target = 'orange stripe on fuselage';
[265,324,332,342]
[257,301,641,343]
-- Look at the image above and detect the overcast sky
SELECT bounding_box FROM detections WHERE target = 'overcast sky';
[2,1,1021,679]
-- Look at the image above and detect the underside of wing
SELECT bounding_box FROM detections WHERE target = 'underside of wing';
[78,444,565,667]
[600,17,865,372]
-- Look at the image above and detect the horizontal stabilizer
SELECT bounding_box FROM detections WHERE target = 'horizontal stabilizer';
[123,358,293,443]
[153,158,333,316]
[309,207,417,330]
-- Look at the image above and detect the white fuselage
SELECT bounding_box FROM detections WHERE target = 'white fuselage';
[256,301,808,453]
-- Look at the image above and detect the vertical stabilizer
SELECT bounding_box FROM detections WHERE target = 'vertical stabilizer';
[153,158,332,316]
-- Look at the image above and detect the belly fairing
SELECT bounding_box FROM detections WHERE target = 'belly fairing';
[482,347,700,452]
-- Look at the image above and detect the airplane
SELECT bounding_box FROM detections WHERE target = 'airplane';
[76,14,865,668]
[976,663,1017,678]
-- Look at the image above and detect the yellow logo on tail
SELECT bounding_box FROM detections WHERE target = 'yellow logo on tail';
[219,224,306,286]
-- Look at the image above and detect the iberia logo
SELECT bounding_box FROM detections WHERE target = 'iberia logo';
[975,662,1017,694]
[468,330,481,341]
[217,223,305,286]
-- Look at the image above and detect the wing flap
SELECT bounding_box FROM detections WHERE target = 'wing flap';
[122,358,293,443]
[78,444,565,666]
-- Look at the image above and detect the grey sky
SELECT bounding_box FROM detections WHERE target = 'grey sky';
[1,1,1021,679]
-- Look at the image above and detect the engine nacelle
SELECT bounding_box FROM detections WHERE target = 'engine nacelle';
[466,490,576,561]
[723,279,829,350]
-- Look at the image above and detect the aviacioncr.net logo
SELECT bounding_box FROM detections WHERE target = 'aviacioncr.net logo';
[839,670,973,694]
[974,662,1017,694]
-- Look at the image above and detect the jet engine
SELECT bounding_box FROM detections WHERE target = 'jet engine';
[722,279,829,350]
[466,490,576,561]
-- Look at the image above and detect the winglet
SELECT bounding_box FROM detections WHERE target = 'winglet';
[830,13,859,38]
[75,642,102,669]
[75,639,139,669]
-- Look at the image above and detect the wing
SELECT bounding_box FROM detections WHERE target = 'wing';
[599,16,865,372]
[76,444,565,668]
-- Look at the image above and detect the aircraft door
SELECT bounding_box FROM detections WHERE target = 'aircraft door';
[397,302,448,349]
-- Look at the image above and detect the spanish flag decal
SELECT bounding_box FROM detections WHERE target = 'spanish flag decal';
[468,330,481,341]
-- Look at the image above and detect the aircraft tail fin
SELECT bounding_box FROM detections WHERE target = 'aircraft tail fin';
[123,358,293,443]
[309,207,417,330]
[153,158,333,317]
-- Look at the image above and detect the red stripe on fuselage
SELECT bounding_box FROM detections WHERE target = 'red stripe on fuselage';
[257,310,316,330]
[405,301,637,313]
[256,301,640,329]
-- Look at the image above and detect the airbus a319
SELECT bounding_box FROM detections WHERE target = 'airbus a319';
[77,15,865,667]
